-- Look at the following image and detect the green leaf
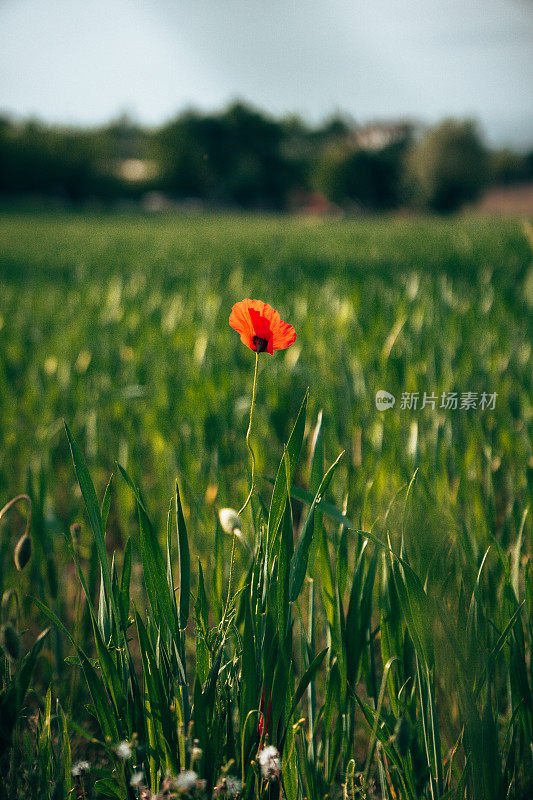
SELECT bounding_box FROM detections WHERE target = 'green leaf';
[135,609,179,773]
[512,507,528,599]
[486,601,526,676]
[196,560,209,633]
[33,595,123,741]
[267,390,308,557]
[64,529,127,721]
[65,422,119,629]
[58,703,72,796]
[166,502,177,615]
[280,647,328,750]
[269,638,291,746]
[98,562,112,644]
[289,451,343,603]
[32,597,78,650]
[118,463,178,637]
[37,685,52,790]
[277,489,294,637]
[175,480,190,630]
[101,473,114,533]
[195,561,210,684]
[392,557,434,668]
[202,642,223,710]
[94,778,124,799]
[120,537,132,630]
[346,545,378,688]
[309,410,325,494]
[79,648,119,742]
[0,628,49,750]
[241,709,260,785]
[240,594,258,732]
[266,480,351,529]
[353,693,416,800]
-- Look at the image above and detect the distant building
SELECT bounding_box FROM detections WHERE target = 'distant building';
[117,158,157,183]
[354,121,415,151]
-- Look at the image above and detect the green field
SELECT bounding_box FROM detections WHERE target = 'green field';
[0,211,532,799]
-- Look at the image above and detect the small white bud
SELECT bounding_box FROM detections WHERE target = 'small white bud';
[218,508,242,536]
[190,744,202,763]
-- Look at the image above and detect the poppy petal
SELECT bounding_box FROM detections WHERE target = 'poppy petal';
[250,299,280,327]
[272,319,297,350]
[248,307,274,352]
[229,302,254,349]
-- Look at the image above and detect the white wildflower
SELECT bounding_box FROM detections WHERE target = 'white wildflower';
[174,770,198,793]
[258,745,281,780]
[71,760,90,777]
[130,771,144,787]
[225,775,243,797]
[218,508,242,536]
[116,740,133,760]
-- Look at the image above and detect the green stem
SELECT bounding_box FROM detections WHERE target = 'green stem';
[238,351,259,517]
[222,351,260,626]
[224,530,238,623]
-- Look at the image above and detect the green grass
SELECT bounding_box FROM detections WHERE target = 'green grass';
[1,212,530,527]
[0,211,532,799]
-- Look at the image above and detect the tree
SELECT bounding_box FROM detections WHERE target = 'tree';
[490,148,531,185]
[156,103,298,208]
[315,142,407,210]
[406,119,488,212]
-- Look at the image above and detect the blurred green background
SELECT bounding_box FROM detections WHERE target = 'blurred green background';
[1,211,531,553]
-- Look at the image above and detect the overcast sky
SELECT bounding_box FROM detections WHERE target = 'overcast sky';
[1,0,532,147]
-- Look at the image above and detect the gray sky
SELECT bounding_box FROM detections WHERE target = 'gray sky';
[1,0,532,147]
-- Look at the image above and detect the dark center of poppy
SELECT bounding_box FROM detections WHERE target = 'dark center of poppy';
[253,335,268,353]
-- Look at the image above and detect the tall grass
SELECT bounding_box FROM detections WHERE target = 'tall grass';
[0,212,531,798]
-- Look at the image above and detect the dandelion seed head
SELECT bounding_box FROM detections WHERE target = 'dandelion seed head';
[258,745,281,780]
[225,775,242,797]
[174,770,198,793]
[116,740,133,760]
[214,775,243,798]
[71,760,90,777]
[130,771,144,787]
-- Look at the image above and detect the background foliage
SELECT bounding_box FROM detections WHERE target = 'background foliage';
[1,104,533,212]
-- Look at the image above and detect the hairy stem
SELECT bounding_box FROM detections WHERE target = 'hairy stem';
[222,351,260,626]
[238,351,259,516]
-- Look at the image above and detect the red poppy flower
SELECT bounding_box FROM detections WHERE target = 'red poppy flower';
[229,299,296,355]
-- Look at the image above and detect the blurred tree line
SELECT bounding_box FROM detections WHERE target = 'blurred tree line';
[1,102,532,213]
